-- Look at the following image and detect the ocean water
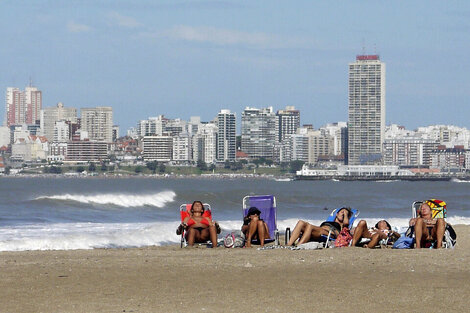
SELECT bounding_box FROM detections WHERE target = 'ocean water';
[0,177,469,251]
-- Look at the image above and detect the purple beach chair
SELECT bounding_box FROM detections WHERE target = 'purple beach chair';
[242,195,280,246]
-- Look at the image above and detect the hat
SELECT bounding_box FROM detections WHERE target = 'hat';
[247,207,261,216]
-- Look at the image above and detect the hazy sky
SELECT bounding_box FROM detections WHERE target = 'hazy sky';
[1,1,469,133]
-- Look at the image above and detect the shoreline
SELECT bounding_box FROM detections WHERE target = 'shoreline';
[1,225,469,312]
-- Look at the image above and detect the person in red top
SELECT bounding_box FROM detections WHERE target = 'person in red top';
[178,201,218,248]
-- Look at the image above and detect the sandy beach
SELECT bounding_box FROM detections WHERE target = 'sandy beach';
[0,225,468,313]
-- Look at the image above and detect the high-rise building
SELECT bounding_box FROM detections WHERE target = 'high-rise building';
[276,106,300,143]
[6,86,42,126]
[193,123,218,164]
[241,107,277,159]
[142,135,173,162]
[81,107,113,142]
[40,102,78,141]
[348,55,386,165]
[217,109,236,161]
[24,86,42,124]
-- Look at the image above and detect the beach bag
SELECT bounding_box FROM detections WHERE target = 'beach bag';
[224,231,245,248]
[334,227,352,247]
[392,236,415,249]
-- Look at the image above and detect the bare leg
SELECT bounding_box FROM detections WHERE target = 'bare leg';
[364,232,386,248]
[187,227,198,246]
[246,217,260,248]
[434,218,446,248]
[287,220,309,246]
[415,218,426,248]
[257,220,267,247]
[351,220,371,246]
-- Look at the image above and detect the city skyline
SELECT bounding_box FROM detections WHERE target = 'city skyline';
[1,1,469,131]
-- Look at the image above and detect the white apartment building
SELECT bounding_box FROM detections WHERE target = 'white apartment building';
[276,106,300,143]
[348,55,385,165]
[241,107,277,159]
[54,120,70,142]
[320,122,347,156]
[217,109,236,161]
[307,130,334,164]
[173,133,192,162]
[81,107,113,143]
[40,102,78,142]
[0,126,10,148]
[137,115,166,137]
[193,123,217,164]
[142,135,173,162]
[383,138,438,166]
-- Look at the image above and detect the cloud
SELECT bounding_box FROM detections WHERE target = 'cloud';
[67,21,92,33]
[142,25,285,48]
[108,12,142,28]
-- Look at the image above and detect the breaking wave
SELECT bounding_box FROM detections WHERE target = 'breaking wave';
[35,191,176,208]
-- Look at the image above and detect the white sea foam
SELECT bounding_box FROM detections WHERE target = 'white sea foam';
[1,216,469,251]
[35,191,176,208]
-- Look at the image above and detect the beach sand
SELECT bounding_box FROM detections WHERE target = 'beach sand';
[1,225,468,313]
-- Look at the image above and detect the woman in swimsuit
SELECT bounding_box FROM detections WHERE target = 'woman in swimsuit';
[241,207,270,248]
[179,201,218,248]
[409,201,446,248]
[286,207,352,246]
[351,219,400,248]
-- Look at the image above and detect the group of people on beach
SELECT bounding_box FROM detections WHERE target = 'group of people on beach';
[177,200,450,249]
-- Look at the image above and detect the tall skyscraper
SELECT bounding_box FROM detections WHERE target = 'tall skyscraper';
[217,109,236,161]
[241,107,277,159]
[5,86,42,126]
[24,86,42,124]
[81,107,113,142]
[276,106,300,143]
[40,102,78,141]
[348,55,385,165]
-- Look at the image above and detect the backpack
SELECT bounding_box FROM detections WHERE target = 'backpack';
[224,231,245,248]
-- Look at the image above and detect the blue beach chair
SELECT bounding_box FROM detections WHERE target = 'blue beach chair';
[242,195,280,246]
[322,207,360,248]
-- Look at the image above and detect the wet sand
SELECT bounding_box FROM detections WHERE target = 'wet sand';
[0,225,468,313]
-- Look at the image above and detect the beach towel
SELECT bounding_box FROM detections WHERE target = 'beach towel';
[424,199,447,219]
[392,236,415,249]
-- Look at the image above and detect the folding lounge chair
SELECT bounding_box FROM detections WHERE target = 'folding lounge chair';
[242,195,280,246]
[322,207,360,248]
[405,200,456,249]
[179,203,214,248]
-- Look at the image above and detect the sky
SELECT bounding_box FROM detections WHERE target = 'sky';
[1,1,469,134]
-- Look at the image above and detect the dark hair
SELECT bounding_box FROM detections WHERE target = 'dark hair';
[338,207,353,219]
[375,220,392,230]
[191,201,205,214]
[247,207,261,217]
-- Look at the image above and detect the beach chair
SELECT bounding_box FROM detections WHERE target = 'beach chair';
[322,207,360,248]
[179,203,214,248]
[242,195,280,246]
[406,200,456,249]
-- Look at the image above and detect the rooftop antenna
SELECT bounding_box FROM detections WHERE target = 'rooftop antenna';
[374,43,377,55]
[361,38,366,55]
[29,76,33,87]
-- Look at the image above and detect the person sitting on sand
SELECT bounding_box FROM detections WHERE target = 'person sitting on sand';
[286,207,352,246]
[409,200,446,248]
[351,219,400,248]
[177,201,218,248]
[241,207,270,248]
